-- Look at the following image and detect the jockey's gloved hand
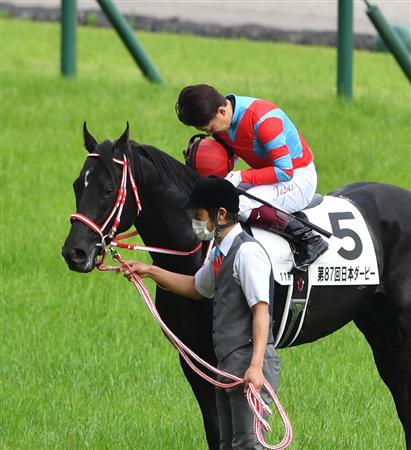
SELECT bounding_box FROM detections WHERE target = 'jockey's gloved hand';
[225,170,242,187]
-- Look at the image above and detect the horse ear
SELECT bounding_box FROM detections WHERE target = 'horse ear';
[83,122,98,153]
[114,122,130,154]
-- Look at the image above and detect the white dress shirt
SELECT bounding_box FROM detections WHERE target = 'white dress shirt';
[194,223,272,308]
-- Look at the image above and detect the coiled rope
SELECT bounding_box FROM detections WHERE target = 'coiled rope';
[101,249,293,449]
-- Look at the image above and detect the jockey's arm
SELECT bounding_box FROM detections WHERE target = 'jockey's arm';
[122,261,203,300]
[240,116,294,185]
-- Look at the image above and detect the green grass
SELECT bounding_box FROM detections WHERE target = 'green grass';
[1,18,410,450]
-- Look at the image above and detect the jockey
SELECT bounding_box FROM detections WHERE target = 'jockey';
[176,84,328,269]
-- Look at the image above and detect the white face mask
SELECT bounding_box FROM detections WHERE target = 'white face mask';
[192,218,215,241]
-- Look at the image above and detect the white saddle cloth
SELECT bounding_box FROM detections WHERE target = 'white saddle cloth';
[252,195,379,287]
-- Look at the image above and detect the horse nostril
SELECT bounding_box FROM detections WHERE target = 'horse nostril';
[69,248,87,264]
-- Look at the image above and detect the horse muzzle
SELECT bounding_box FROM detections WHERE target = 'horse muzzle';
[62,243,101,273]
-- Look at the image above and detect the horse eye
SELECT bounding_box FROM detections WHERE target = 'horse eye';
[104,185,114,195]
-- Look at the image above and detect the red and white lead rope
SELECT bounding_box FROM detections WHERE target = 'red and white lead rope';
[70,153,292,447]
[102,251,293,450]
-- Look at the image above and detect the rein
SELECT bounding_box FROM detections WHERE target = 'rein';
[107,247,293,449]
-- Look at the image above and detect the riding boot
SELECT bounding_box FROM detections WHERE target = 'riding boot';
[284,213,329,269]
[247,206,329,269]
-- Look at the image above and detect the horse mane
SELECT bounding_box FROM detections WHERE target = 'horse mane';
[130,141,201,196]
[96,139,201,199]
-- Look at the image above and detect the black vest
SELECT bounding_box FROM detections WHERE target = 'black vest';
[213,231,274,360]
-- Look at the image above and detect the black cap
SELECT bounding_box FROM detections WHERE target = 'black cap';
[186,177,239,213]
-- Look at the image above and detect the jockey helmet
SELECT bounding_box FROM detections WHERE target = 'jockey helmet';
[183,134,234,178]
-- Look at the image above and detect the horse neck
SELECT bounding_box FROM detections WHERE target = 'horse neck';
[130,144,202,271]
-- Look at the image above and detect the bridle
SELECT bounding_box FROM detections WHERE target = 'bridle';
[71,153,141,245]
[70,153,203,267]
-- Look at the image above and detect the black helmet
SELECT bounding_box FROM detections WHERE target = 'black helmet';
[186,177,239,213]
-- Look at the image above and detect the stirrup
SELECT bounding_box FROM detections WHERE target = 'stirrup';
[291,254,309,272]
[292,241,329,270]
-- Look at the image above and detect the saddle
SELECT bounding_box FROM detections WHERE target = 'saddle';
[303,193,323,210]
[248,195,379,348]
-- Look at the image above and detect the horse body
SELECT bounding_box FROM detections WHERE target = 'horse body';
[62,126,411,449]
[342,182,411,449]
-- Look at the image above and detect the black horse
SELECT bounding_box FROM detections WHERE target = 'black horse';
[62,125,411,450]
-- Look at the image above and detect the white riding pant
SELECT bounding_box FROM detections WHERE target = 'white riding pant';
[238,161,317,222]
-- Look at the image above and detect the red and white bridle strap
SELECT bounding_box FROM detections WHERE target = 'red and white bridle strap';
[70,154,138,242]
[111,240,203,256]
[69,213,104,240]
[70,153,203,260]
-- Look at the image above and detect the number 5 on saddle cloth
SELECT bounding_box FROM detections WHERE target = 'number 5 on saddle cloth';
[251,196,379,348]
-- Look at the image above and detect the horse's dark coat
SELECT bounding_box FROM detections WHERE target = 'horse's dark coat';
[62,126,411,450]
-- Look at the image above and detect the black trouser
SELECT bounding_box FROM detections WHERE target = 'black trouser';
[216,344,280,450]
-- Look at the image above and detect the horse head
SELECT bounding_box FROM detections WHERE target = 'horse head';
[62,123,202,273]
[62,123,141,272]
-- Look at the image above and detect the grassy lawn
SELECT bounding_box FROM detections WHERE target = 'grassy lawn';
[2,18,410,450]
